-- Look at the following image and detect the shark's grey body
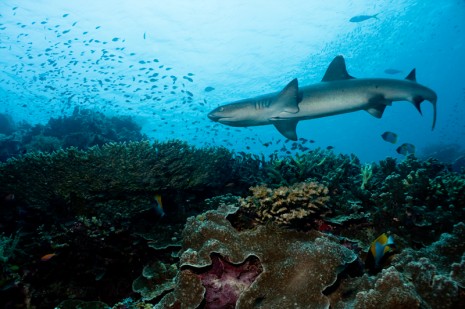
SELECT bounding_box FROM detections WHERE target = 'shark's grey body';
[208,56,437,140]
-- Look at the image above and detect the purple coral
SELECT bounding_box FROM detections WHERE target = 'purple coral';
[195,254,262,309]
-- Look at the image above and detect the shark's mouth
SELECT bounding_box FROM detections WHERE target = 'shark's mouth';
[208,113,230,122]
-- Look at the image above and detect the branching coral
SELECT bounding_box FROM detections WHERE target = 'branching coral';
[360,163,373,190]
[0,231,20,263]
[239,181,330,226]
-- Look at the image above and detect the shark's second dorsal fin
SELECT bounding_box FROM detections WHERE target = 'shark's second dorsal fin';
[405,69,416,82]
[321,56,355,82]
[273,120,299,141]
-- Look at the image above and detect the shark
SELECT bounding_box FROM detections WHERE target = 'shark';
[207,55,437,141]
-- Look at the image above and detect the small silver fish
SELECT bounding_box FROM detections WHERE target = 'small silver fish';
[384,69,403,75]
[350,13,380,23]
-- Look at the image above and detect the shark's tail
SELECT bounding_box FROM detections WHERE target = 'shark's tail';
[405,69,437,130]
[412,94,437,130]
[431,96,437,130]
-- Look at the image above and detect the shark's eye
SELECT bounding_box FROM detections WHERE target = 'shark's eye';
[220,107,224,112]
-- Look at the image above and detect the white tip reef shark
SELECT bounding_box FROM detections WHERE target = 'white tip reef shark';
[207,55,437,141]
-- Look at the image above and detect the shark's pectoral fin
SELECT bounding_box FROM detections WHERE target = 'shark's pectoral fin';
[273,120,299,141]
[321,56,355,82]
[276,78,300,113]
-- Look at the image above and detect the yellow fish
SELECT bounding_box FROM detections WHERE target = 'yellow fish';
[369,233,395,268]
[153,194,165,218]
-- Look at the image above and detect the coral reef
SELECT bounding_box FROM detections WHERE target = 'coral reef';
[239,181,330,226]
[132,261,178,301]
[327,222,465,308]
[0,108,146,161]
[157,205,357,308]
[353,267,422,309]
[1,139,464,308]
[0,113,15,135]
[0,140,244,212]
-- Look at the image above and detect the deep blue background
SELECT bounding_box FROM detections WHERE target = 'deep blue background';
[1,1,464,162]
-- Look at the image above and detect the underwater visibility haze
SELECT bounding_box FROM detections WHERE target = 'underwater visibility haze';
[1,0,465,308]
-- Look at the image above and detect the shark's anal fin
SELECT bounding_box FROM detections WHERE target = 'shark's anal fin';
[321,56,355,82]
[273,120,299,141]
[276,78,300,114]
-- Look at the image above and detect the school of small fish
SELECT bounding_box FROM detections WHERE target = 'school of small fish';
[0,5,416,158]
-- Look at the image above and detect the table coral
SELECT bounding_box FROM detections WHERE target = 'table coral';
[157,204,357,308]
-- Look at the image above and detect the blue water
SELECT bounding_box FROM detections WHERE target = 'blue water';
[1,0,464,162]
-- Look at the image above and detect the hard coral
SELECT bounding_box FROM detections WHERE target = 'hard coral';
[132,261,178,301]
[239,181,330,226]
[354,267,421,309]
[158,204,356,308]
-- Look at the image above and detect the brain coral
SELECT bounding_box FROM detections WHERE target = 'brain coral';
[157,204,356,309]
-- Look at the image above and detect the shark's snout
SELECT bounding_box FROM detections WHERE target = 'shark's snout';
[207,112,221,122]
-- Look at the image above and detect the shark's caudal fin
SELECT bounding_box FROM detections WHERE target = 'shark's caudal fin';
[405,69,437,130]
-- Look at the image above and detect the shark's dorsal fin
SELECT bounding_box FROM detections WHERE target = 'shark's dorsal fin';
[276,78,300,114]
[273,120,299,141]
[405,69,416,82]
[321,56,355,82]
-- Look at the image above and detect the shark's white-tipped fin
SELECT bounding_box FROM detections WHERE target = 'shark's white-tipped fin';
[273,120,299,141]
[321,56,355,82]
[365,105,387,118]
[365,95,391,118]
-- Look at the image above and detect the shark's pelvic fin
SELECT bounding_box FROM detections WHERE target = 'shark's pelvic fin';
[273,120,299,141]
[276,78,300,114]
[365,95,391,118]
[321,55,355,82]
[365,105,387,118]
